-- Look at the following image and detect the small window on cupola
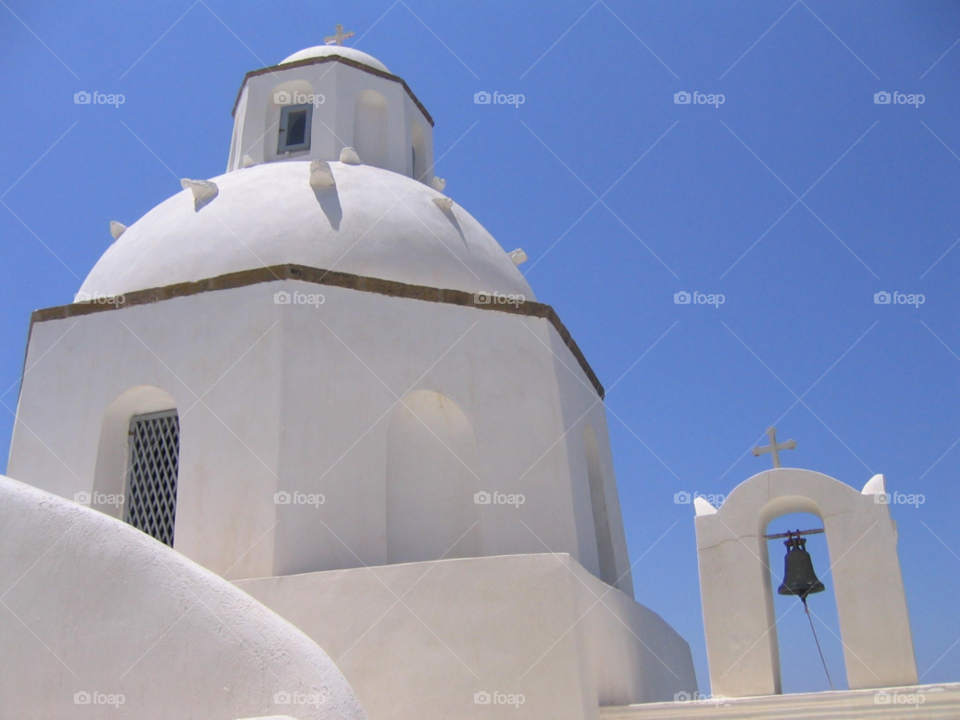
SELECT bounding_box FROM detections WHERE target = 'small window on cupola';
[278,103,312,153]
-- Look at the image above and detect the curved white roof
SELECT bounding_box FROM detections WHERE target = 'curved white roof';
[0,474,366,720]
[79,162,534,301]
[280,45,390,73]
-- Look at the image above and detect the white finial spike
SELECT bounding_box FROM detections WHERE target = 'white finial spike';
[339,147,362,165]
[509,249,528,266]
[432,196,453,211]
[309,159,335,188]
[694,496,718,516]
[751,426,797,468]
[862,474,886,496]
[109,221,127,240]
[324,24,355,46]
[181,178,219,202]
[430,176,446,192]
[241,155,256,168]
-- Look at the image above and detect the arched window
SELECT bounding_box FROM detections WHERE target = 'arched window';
[353,89,388,169]
[265,79,316,160]
[93,386,180,546]
[386,390,483,563]
[584,425,617,585]
[124,409,180,547]
[411,119,427,180]
[278,104,312,153]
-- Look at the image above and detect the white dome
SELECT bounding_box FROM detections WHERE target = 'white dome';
[280,45,390,73]
[0,475,367,720]
[79,162,534,301]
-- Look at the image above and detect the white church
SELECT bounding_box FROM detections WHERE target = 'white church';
[2,30,958,720]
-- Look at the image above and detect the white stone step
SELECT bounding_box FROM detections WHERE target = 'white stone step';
[600,683,960,720]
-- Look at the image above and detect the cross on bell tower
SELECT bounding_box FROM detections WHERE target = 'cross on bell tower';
[324,24,355,46]
[751,426,797,468]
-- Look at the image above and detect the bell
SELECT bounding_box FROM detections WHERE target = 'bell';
[777,533,825,599]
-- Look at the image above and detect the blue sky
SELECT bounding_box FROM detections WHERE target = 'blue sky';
[2,0,960,697]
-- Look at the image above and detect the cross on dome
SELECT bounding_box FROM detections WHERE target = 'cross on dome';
[751,426,797,468]
[324,24,354,46]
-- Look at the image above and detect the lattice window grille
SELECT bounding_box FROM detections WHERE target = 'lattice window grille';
[124,410,180,546]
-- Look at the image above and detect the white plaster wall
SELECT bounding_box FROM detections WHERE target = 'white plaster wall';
[8,289,284,579]
[228,60,431,180]
[235,553,696,720]
[271,281,616,581]
[549,326,635,596]
[0,474,366,720]
[10,281,630,593]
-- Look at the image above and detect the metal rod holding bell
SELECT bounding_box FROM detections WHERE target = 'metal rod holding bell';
[765,527,824,540]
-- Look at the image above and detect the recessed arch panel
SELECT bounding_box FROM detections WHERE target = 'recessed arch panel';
[386,390,484,563]
[354,89,388,169]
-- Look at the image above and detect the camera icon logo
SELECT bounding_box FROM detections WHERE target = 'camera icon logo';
[474,91,491,105]
[474,491,492,505]
[474,691,492,705]
[874,91,891,105]
[674,691,692,702]
[674,491,691,504]
[474,291,491,305]
[274,90,292,105]
[274,291,291,305]
[74,491,91,505]
[274,491,292,505]
[874,690,891,704]
[874,291,891,305]
[74,91,91,105]
[674,291,691,305]
[74,691,91,704]
[874,492,890,505]
[274,691,292,705]
[674,91,691,105]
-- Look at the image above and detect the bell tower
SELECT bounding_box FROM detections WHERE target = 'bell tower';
[225,33,435,182]
[694,468,918,697]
